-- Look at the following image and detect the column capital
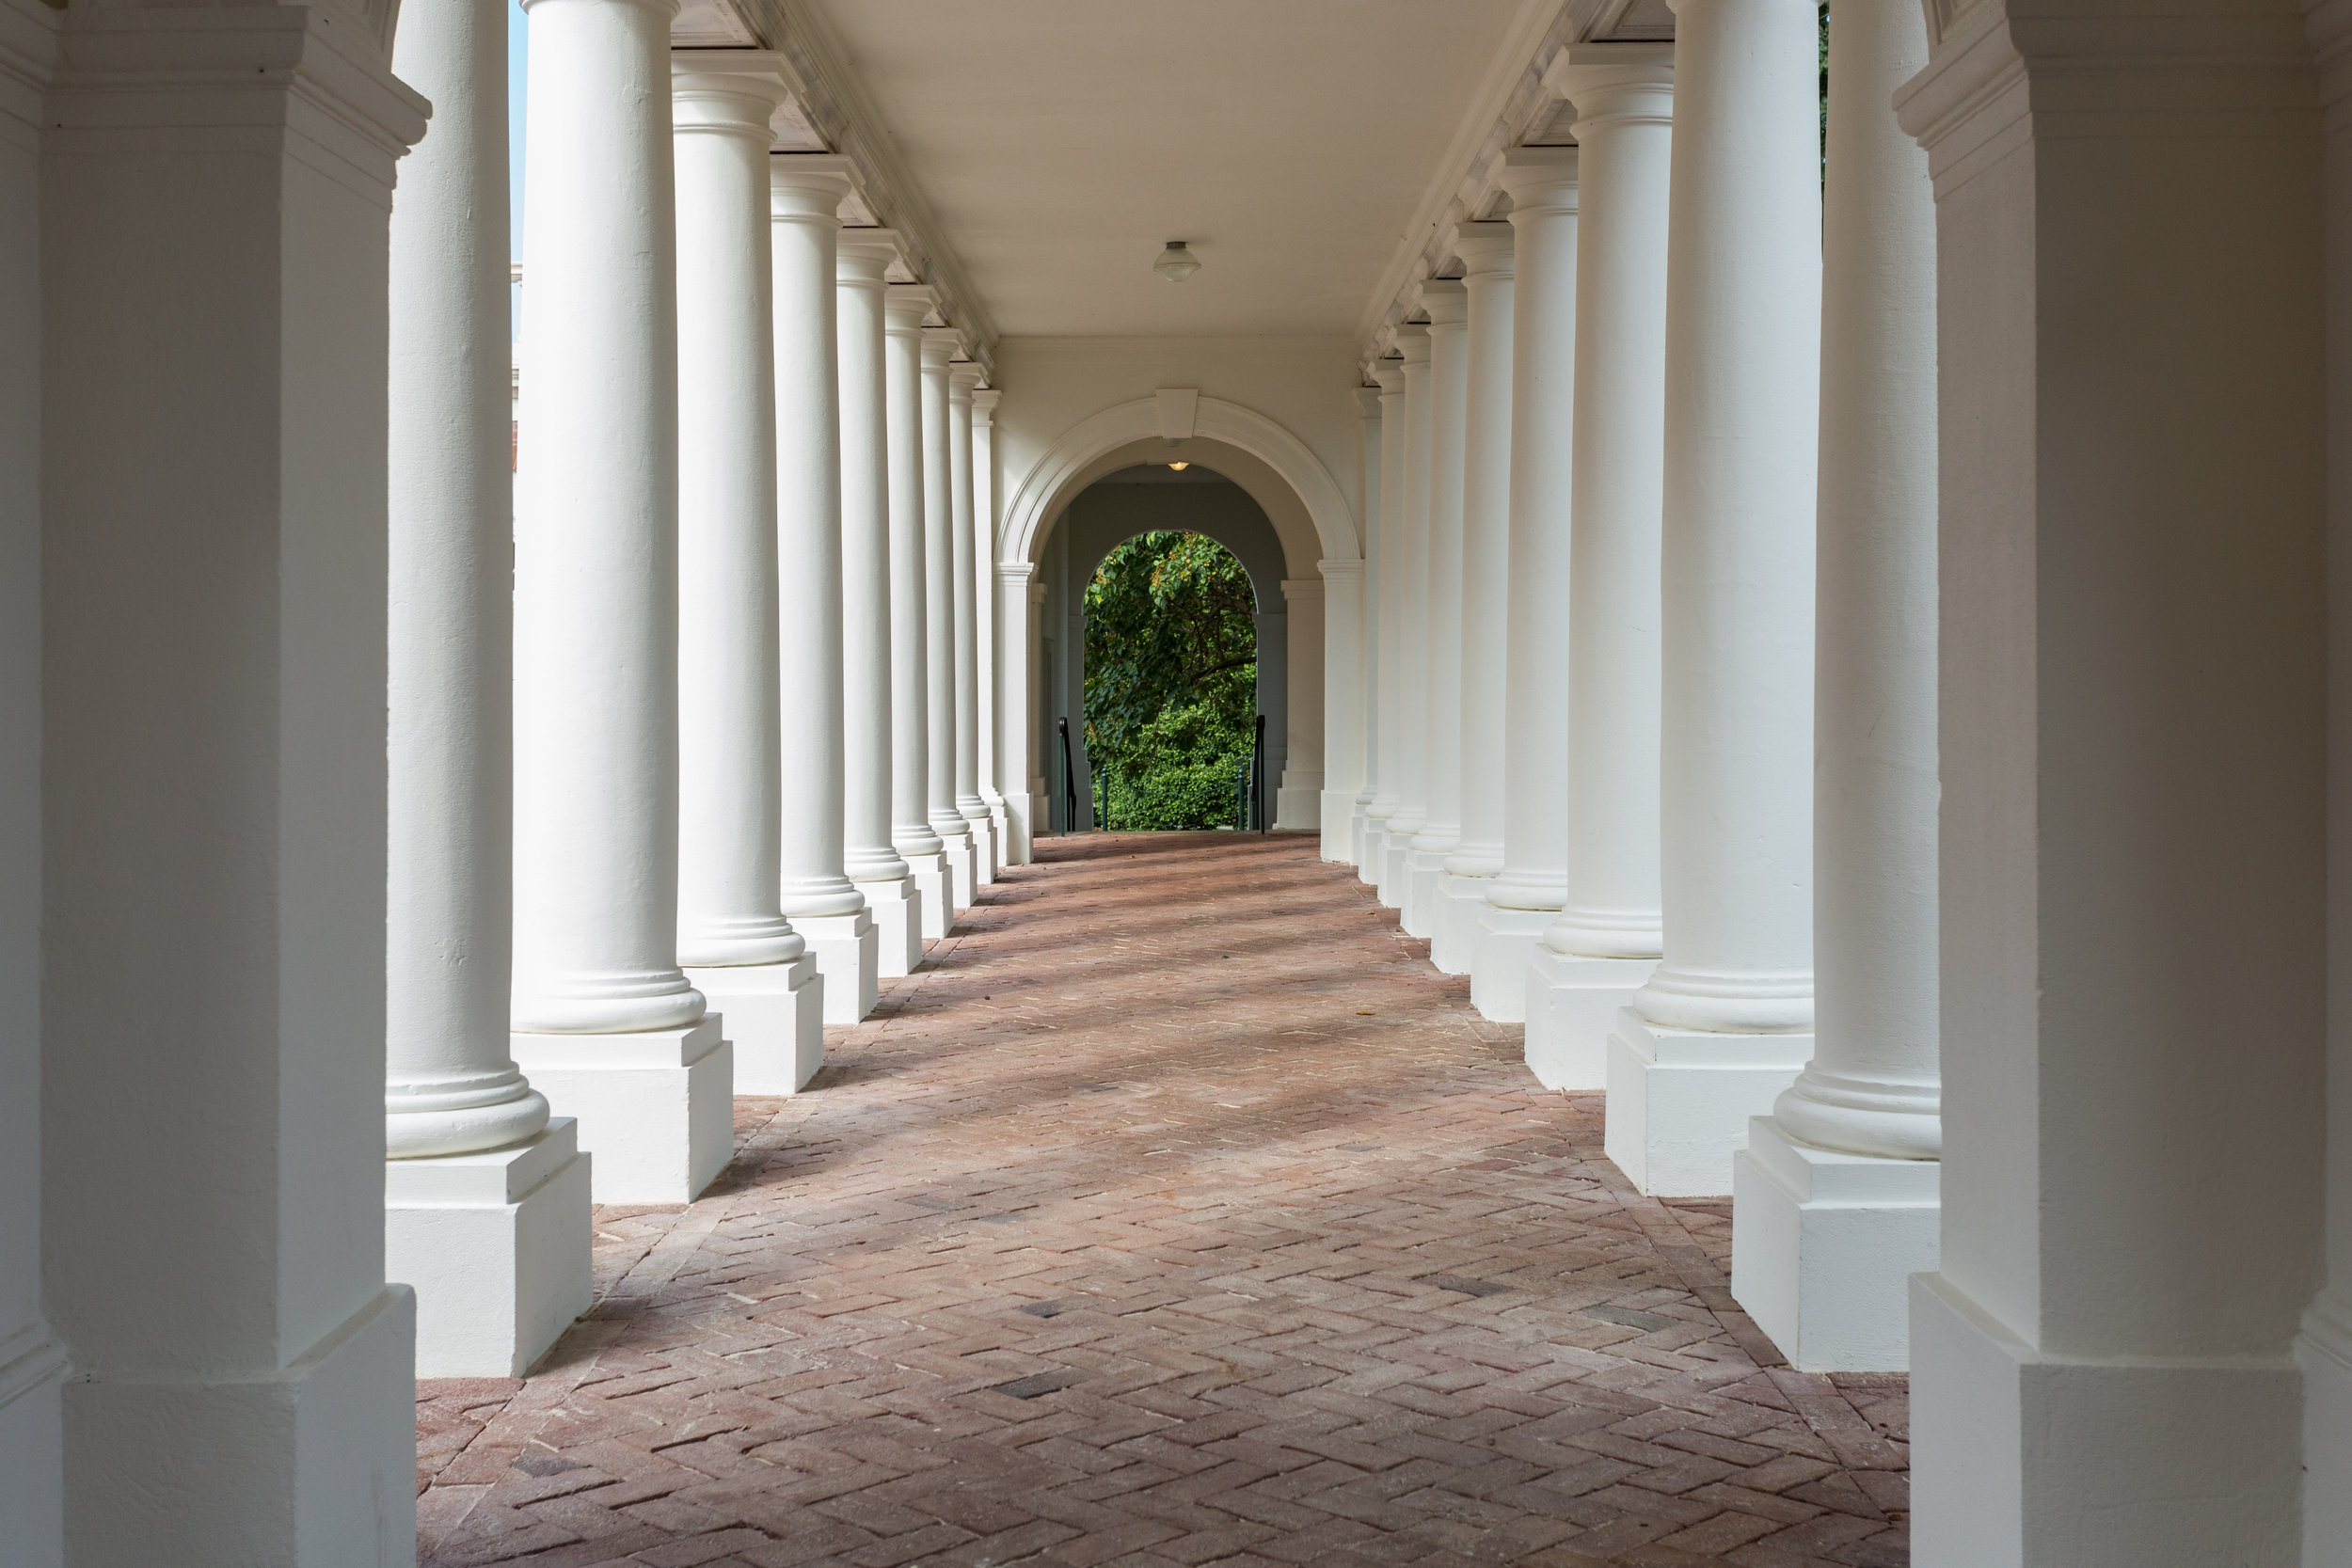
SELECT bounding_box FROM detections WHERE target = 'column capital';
[882,282,934,332]
[1317,557,1367,579]
[1417,278,1468,328]
[1547,42,1675,135]
[1280,578,1327,604]
[1450,220,1516,280]
[972,388,1001,423]
[770,150,850,223]
[1497,145,1580,219]
[1353,387,1382,418]
[836,227,901,283]
[997,560,1034,583]
[671,51,789,137]
[921,325,959,370]
[1394,324,1432,366]
[1371,356,1408,393]
[948,361,984,399]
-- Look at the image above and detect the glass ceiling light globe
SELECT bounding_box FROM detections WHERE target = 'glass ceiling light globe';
[1153,241,1200,283]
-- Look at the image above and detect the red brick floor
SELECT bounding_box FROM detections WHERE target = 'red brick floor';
[416,832,1908,1568]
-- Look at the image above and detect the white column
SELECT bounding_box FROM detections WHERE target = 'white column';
[40,8,424,1552]
[673,59,823,1096]
[1434,227,1516,975]
[1360,359,1407,883]
[385,0,588,1380]
[1330,387,1379,863]
[997,561,1038,861]
[922,330,977,909]
[949,363,995,879]
[1377,326,1433,909]
[1405,281,1470,938]
[837,233,921,974]
[0,8,54,1550]
[884,286,951,936]
[510,0,731,1206]
[1474,149,1580,1025]
[974,388,1013,862]
[1525,53,1670,1087]
[1897,0,2324,1557]
[1600,0,1820,1198]
[1277,578,1325,830]
[1731,0,1939,1372]
[771,156,878,1025]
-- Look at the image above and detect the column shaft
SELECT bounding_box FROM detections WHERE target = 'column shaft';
[1361,361,1406,884]
[950,365,993,879]
[1473,150,1579,1026]
[884,288,949,938]
[998,562,1039,859]
[921,332,975,910]
[974,388,1013,860]
[1405,281,1470,940]
[1331,387,1379,863]
[1377,328,1433,908]
[1277,578,1326,831]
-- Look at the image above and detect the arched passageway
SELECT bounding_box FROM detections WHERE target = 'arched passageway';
[415,836,1908,1564]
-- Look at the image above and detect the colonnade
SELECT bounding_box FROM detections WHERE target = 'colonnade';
[379,22,1005,1380]
[1336,3,1934,1374]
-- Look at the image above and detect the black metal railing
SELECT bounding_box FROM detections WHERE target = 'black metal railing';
[1057,717,1077,835]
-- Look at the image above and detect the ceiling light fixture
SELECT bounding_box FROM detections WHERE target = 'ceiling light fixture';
[1168,461,1190,471]
[1153,241,1200,283]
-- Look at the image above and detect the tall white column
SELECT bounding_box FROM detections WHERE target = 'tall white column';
[1360,359,1407,884]
[385,0,589,1380]
[922,330,977,909]
[1523,55,1669,1086]
[40,6,425,1551]
[949,363,995,880]
[974,388,1014,862]
[1897,0,2324,1557]
[510,0,732,1205]
[1277,578,1326,830]
[1434,227,1516,975]
[673,59,824,1096]
[1377,326,1433,908]
[1474,149,1580,1025]
[1331,387,1379,863]
[997,561,1039,861]
[885,286,951,937]
[837,233,921,975]
[1731,0,1939,1371]
[1405,281,1470,939]
[1600,0,1820,1198]
[771,156,878,1025]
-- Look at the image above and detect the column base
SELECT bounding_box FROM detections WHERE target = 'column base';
[942,831,977,911]
[902,850,955,940]
[1430,872,1491,974]
[386,1119,593,1378]
[1274,782,1320,832]
[686,957,822,1094]
[1001,790,1032,865]
[967,816,998,886]
[1523,949,1654,1089]
[0,1329,63,1567]
[511,1017,734,1203]
[794,909,879,1022]
[64,1284,416,1565]
[1359,820,1388,887]
[1321,790,1358,863]
[1911,1272,2301,1568]
[1604,1011,1812,1196]
[1378,833,1412,909]
[855,876,925,976]
[1469,903,1552,1022]
[1730,1117,1938,1371]
[1403,848,1447,938]
[2299,1295,2352,1561]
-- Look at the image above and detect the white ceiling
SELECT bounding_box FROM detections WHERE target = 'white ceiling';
[803,0,1543,340]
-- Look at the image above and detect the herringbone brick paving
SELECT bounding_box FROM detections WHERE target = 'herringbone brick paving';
[416,832,1908,1568]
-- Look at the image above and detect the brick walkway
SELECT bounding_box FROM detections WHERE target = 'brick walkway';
[416,832,1908,1568]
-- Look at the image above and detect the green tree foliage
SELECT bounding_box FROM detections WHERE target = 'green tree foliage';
[1083,531,1258,830]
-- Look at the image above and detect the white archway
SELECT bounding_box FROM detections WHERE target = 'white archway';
[999,395,1360,569]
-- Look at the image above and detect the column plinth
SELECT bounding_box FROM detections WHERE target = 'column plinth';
[1523,56,1675,1090]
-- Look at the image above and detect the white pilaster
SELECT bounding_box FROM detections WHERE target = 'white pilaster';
[884,286,951,938]
[1276,578,1326,831]
[771,155,876,1025]
[1435,226,1515,975]
[1732,0,1940,1371]
[997,561,1038,862]
[949,363,996,879]
[1360,359,1407,882]
[511,0,732,1204]
[386,0,588,1379]
[837,233,922,975]
[1379,326,1433,910]
[922,329,977,911]
[975,389,1016,863]
[1896,0,2325,1556]
[41,7,424,1552]
[673,57,823,1096]
[1598,0,1820,1198]
[1329,387,1378,863]
[1406,281,1470,939]
[1473,150,1578,1023]
[1525,52,1671,1088]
